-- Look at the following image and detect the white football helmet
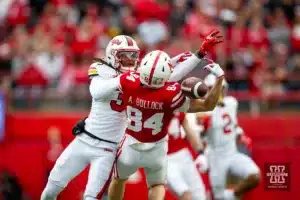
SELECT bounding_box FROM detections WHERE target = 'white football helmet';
[139,50,173,88]
[105,35,140,73]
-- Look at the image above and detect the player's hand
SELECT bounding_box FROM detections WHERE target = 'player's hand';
[195,154,209,173]
[199,30,223,55]
[203,62,224,78]
[239,135,253,152]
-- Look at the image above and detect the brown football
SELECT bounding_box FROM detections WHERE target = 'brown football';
[181,77,208,99]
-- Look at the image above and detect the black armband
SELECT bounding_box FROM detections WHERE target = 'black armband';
[194,50,206,59]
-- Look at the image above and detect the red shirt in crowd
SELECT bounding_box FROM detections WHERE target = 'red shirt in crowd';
[6,0,30,27]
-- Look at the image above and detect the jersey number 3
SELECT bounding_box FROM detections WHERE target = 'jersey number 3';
[127,106,163,135]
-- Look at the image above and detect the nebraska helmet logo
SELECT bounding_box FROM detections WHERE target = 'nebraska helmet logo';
[111,39,122,45]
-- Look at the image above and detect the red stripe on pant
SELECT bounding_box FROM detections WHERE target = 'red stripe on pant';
[95,163,113,199]
[96,136,127,199]
[96,155,115,199]
[95,136,125,199]
[115,136,127,178]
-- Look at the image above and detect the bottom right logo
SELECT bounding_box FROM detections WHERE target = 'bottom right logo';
[264,163,290,191]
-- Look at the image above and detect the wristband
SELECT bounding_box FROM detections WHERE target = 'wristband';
[195,50,205,59]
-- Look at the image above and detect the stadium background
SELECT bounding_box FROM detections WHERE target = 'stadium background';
[0,0,300,199]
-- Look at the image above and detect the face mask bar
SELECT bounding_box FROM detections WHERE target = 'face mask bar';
[116,50,140,72]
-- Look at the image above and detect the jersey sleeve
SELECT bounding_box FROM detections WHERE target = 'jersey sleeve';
[170,51,193,67]
[88,63,99,78]
[89,76,120,100]
[224,96,238,111]
[168,53,201,82]
[88,62,118,79]
[168,83,190,112]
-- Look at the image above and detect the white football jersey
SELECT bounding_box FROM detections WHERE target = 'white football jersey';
[205,96,239,155]
[77,63,127,146]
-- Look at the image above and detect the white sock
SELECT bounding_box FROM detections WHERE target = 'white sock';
[40,180,64,200]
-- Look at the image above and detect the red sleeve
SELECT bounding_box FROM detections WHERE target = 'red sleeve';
[178,112,186,123]
[169,83,186,111]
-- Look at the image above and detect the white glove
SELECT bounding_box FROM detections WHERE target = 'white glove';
[204,63,224,78]
[195,154,209,173]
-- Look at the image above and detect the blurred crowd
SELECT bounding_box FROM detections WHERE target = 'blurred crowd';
[0,0,300,110]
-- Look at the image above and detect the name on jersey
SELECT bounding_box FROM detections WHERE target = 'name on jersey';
[130,97,163,110]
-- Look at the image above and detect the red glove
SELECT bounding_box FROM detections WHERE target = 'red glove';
[197,30,223,58]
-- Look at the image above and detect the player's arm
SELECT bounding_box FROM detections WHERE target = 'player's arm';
[198,113,211,137]
[88,63,120,100]
[169,53,201,82]
[182,116,205,152]
[188,63,224,112]
[89,77,120,100]
[168,30,223,82]
[189,76,224,112]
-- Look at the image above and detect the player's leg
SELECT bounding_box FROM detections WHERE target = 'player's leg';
[83,144,118,200]
[183,155,206,200]
[144,141,168,200]
[227,153,260,199]
[41,138,90,200]
[166,159,191,200]
[208,155,229,200]
[108,137,139,200]
[108,178,128,200]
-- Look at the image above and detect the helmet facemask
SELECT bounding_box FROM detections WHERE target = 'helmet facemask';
[115,50,140,73]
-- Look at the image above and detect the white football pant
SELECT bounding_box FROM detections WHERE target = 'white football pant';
[208,152,260,199]
[41,137,118,200]
[115,135,168,187]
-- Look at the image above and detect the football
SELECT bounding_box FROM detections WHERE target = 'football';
[181,77,208,99]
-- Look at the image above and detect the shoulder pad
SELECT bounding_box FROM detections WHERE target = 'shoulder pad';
[88,62,118,79]
[223,96,238,108]
[88,63,99,78]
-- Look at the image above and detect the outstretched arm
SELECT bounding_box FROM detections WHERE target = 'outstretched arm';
[169,53,201,82]
[182,116,204,152]
[89,76,120,100]
[169,30,223,82]
[188,63,225,112]
[188,76,224,112]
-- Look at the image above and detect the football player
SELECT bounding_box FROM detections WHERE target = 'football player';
[167,112,207,200]
[108,50,225,200]
[198,74,260,200]
[41,31,222,200]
